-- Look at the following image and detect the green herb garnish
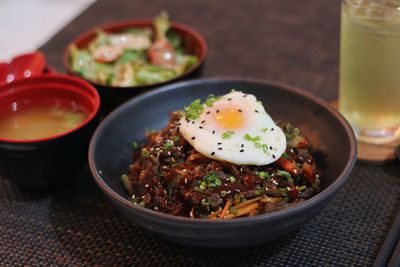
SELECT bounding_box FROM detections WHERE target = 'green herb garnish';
[205,94,221,107]
[198,172,223,190]
[163,141,173,150]
[228,176,236,183]
[284,123,300,139]
[282,153,290,159]
[258,171,271,179]
[141,148,150,157]
[261,127,268,132]
[201,198,211,206]
[199,181,208,190]
[255,143,262,148]
[277,169,294,184]
[244,133,261,142]
[132,141,139,150]
[171,136,179,142]
[184,99,204,120]
[204,172,222,188]
[222,131,235,139]
[244,133,252,141]
[262,144,268,153]
[252,136,262,142]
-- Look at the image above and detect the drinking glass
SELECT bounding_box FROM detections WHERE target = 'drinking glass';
[339,0,400,144]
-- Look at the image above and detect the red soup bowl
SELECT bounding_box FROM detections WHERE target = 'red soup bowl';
[63,19,207,113]
[0,74,100,188]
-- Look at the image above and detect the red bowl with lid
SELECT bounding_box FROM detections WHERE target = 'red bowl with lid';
[0,74,100,188]
[0,51,46,86]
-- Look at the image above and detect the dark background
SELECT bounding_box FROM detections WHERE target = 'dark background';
[0,0,399,266]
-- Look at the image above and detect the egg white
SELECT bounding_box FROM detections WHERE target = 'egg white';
[179,91,286,166]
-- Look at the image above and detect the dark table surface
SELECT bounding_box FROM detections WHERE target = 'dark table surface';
[1,0,400,266]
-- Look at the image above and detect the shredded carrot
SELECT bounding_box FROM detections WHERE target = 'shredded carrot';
[219,199,232,219]
[224,202,259,219]
[234,196,262,209]
[207,196,262,218]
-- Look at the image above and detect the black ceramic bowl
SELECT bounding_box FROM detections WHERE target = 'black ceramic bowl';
[64,19,207,113]
[89,78,357,247]
[0,74,100,188]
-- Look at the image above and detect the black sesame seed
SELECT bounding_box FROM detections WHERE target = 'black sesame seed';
[269,146,273,150]
[218,148,222,150]
[243,94,248,97]
[217,142,222,145]
[199,126,203,129]
[238,109,242,112]
[211,152,215,155]
[241,144,244,148]
[212,130,215,134]
[216,110,220,113]
[271,128,274,131]
[191,137,196,140]
[228,98,232,101]
[177,123,181,126]
[206,111,210,114]
[201,120,206,124]
[255,109,259,113]
[240,149,244,152]
[192,121,195,124]
[272,154,276,159]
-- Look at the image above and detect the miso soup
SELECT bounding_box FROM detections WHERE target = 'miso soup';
[0,97,89,141]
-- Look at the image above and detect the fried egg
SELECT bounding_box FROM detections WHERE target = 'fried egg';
[179,91,286,165]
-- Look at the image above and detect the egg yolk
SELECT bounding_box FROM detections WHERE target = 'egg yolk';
[215,108,244,130]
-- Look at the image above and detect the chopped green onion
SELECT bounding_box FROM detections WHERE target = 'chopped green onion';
[244,133,252,141]
[262,144,268,153]
[205,94,221,107]
[282,153,290,159]
[132,141,139,150]
[163,141,173,150]
[261,128,268,132]
[199,172,222,189]
[228,176,236,183]
[284,123,300,139]
[252,136,262,142]
[201,198,211,206]
[222,131,235,139]
[184,99,204,120]
[277,169,294,184]
[171,136,179,142]
[258,171,271,179]
[141,148,150,157]
[199,181,208,190]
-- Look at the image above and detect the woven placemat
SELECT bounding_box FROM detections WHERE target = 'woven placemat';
[2,0,399,265]
[1,163,399,266]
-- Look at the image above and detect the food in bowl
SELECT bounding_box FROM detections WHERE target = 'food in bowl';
[0,96,88,141]
[68,12,198,87]
[122,91,321,219]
